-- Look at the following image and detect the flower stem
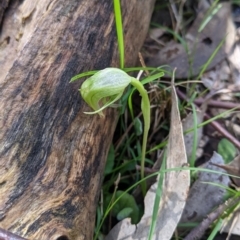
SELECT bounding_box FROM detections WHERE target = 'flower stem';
[130,78,150,195]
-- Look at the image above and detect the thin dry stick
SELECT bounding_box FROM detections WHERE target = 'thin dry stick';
[169,0,186,34]
[136,164,157,174]
[184,197,240,240]
[138,52,149,76]
[115,111,142,152]
[177,89,240,149]
[194,98,240,110]
[204,112,240,149]
[177,89,240,110]
[169,0,179,33]
[115,105,157,152]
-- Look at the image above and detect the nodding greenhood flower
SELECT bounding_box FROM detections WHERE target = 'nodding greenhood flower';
[76,66,152,194]
[80,68,132,116]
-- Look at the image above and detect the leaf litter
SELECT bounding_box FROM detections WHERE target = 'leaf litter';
[105,74,190,240]
[104,1,240,239]
[180,152,231,223]
[143,1,240,237]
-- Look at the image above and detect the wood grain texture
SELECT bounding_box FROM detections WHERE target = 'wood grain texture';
[0,0,155,239]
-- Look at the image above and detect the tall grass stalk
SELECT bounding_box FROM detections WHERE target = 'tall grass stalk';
[113,0,124,68]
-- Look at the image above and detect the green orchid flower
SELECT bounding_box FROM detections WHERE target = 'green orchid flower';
[77,67,150,194]
[80,68,131,116]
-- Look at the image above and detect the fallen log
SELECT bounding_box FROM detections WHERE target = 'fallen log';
[0,0,155,239]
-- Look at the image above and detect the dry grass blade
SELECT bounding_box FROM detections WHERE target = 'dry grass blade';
[151,70,190,238]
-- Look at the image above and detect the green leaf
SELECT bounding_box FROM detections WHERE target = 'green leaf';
[104,190,140,224]
[147,150,166,240]
[70,70,98,82]
[217,138,237,163]
[134,117,143,136]
[116,207,133,221]
[104,144,115,175]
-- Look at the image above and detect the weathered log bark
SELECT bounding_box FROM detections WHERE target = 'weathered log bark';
[0,0,155,239]
[0,0,9,24]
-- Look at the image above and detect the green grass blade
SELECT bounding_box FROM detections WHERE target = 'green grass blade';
[198,1,221,32]
[201,182,237,195]
[149,107,238,154]
[94,166,240,239]
[140,72,165,85]
[70,70,98,82]
[123,66,169,73]
[150,24,195,78]
[207,218,223,240]
[147,150,166,240]
[184,107,238,134]
[113,0,124,68]
[197,35,226,79]
[189,103,198,169]
[150,24,189,53]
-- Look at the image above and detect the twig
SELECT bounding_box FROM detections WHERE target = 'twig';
[204,112,240,149]
[135,164,158,174]
[177,89,240,149]
[184,197,240,240]
[115,111,142,152]
[169,0,186,34]
[177,89,240,110]
[115,105,158,152]
[194,98,240,110]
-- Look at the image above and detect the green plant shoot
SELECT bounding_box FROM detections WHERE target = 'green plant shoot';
[80,68,150,194]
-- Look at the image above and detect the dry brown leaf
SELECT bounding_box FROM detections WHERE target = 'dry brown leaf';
[105,75,189,240]
[181,152,230,223]
[147,2,236,78]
